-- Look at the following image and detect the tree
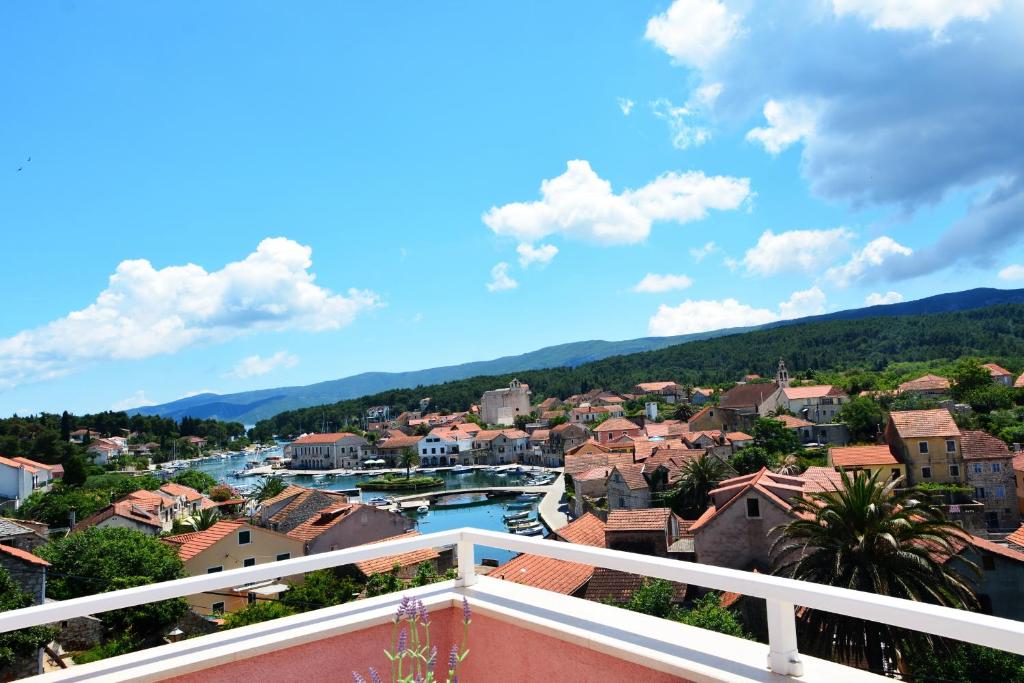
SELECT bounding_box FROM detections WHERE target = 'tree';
[950,358,994,401]
[36,527,187,641]
[673,403,696,421]
[0,567,56,669]
[280,569,362,612]
[171,469,218,493]
[752,418,801,456]
[62,453,89,488]
[208,484,235,502]
[668,454,731,518]
[677,593,751,640]
[770,470,978,672]
[905,642,1024,682]
[730,446,776,475]
[187,507,221,531]
[59,410,72,442]
[835,396,884,442]
[398,448,419,479]
[250,476,287,502]
[365,567,404,597]
[17,487,108,527]
[625,578,677,619]
[222,601,295,629]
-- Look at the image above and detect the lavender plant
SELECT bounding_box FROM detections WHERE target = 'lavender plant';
[353,595,471,683]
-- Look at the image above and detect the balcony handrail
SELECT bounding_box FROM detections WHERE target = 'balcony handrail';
[2,526,1023,677]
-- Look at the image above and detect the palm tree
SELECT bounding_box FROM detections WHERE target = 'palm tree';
[673,402,696,421]
[399,448,419,479]
[187,506,221,531]
[770,470,978,673]
[250,476,287,503]
[669,454,730,517]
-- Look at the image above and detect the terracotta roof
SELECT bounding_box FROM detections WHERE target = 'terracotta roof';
[77,500,164,531]
[529,429,551,441]
[691,469,807,532]
[888,409,960,438]
[573,466,612,482]
[10,457,59,472]
[1007,524,1024,550]
[772,415,814,429]
[378,434,422,449]
[606,508,671,532]
[541,410,566,420]
[593,417,641,433]
[1016,373,1024,389]
[564,451,632,477]
[644,421,687,438]
[726,431,753,442]
[898,374,950,393]
[829,445,899,468]
[983,363,1012,378]
[800,466,847,493]
[353,531,440,576]
[583,568,686,604]
[552,513,606,547]
[268,488,349,526]
[966,534,1024,564]
[489,553,593,595]
[719,382,779,409]
[159,482,205,502]
[473,429,528,442]
[163,521,247,561]
[292,432,360,444]
[634,382,680,393]
[0,543,49,566]
[610,463,649,491]
[286,504,361,542]
[260,485,307,508]
[1014,452,1024,473]
[960,430,1011,460]
[782,385,844,400]
[0,455,33,472]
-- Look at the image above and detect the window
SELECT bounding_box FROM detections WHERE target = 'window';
[946,440,956,453]
[746,498,761,518]
[949,464,960,477]
[992,463,1002,473]
[918,441,929,454]
[891,468,901,480]
[211,602,225,614]
[248,592,257,605]
[243,557,256,567]
[973,463,983,474]
[975,487,987,499]
[207,566,223,574]
[238,530,251,545]
[921,466,932,479]
[276,552,291,562]
[995,486,1006,499]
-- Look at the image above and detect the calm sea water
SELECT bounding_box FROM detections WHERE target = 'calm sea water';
[182,449,538,563]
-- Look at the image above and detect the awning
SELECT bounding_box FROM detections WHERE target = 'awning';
[231,580,290,596]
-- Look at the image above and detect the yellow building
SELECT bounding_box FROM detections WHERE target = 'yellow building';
[163,520,305,616]
[827,444,906,482]
[884,409,964,486]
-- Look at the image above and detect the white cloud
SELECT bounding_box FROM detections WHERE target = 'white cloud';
[746,99,819,155]
[483,160,751,246]
[486,262,518,292]
[865,291,905,305]
[617,97,634,115]
[516,243,559,268]
[825,236,914,286]
[111,390,154,411]
[0,238,379,389]
[179,389,215,399]
[999,264,1024,281]
[831,0,1003,33]
[651,98,710,150]
[226,351,298,379]
[742,228,854,276]
[648,286,827,335]
[632,273,694,293]
[645,0,743,69]
[689,241,717,262]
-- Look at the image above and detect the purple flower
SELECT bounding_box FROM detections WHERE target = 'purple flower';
[397,626,408,653]
[352,673,367,683]
[462,596,472,624]
[396,595,412,622]
[417,599,430,625]
[427,645,437,673]
[448,644,459,670]
[368,668,383,683]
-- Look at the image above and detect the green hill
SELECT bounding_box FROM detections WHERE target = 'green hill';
[250,303,1024,438]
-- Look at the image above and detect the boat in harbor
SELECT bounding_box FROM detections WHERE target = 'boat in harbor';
[234,463,275,477]
[418,468,438,474]
[416,504,430,514]
[513,524,544,536]
[506,501,534,510]
[515,493,543,501]
[503,511,530,521]
[451,464,472,474]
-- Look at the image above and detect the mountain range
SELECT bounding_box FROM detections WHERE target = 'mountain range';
[131,287,1024,424]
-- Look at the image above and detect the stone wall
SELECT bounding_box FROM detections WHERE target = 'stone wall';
[54,615,104,651]
[965,457,1021,531]
[693,491,792,570]
[0,556,45,604]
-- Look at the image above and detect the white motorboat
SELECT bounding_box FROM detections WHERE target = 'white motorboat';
[451,465,472,474]
[514,524,544,536]
[416,504,430,514]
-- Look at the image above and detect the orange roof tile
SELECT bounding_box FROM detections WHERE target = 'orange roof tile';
[960,430,1011,460]
[634,382,680,393]
[552,513,607,547]
[159,482,205,502]
[564,450,632,477]
[829,445,899,467]
[772,415,814,429]
[1007,524,1024,549]
[583,568,686,604]
[1014,452,1024,473]
[490,553,593,595]
[782,385,844,400]
[801,466,846,493]
[286,504,360,542]
[10,457,59,472]
[292,432,360,444]
[573,466,612,482]
[610,463,649,491]
[163,520,245,561]
[888,409,960,438]
[260,485,307,508]
[353,531,440,576]
[606,508,671,531]
[0,543,49,566]
[983,363,1012,378]
[898,374,950,393]
[593,417,641,433]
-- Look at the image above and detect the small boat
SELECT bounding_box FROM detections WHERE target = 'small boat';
[451,465,472,474]
[312,474,326,480]
[495,472,508,477]
[418,468,437,474]
[506,501,534,510]
[366,497,390,506]
[506,517,539,529]
[514,524,544,536]
[483,466,501,472]
[416,504,430,514]
[503,511,530,521]
[516,493,543,501]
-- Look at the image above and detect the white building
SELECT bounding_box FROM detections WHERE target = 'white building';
[479,379,531,426]
[418,424,480,466]
[290,433,369,470]
[760,385,850,424]
[0,457,44,509]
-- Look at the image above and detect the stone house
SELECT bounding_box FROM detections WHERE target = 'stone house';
[606,463,652,510]
[470,429,529,465]
[258,486,352,533]
[961,430,1021,532]
[479,379,531,426]
[290,433,369,470]
[947,533,1024,621]
[0,518,48,552]
[983,363,1014,387]
[604,508,681,557]
[592,417,643,445]
[827,445,906,482]
[885,409,965,486]
[285,503,414,556]
[632,382,683,404]
[760,385,850,425]
[549,423,591,455]
[0,543,48,678]
[1015,451,1024,516]
[897,374,951,397]
[372,433,422,466]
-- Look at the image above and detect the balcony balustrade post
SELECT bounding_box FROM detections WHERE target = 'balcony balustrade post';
[455,537,477,586]
[766,598,803,677]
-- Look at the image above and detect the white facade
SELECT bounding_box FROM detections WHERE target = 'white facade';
[0,461,35,509]
[290,434,369,469]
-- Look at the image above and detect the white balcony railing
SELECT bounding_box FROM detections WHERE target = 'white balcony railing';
[3,527,1024,680]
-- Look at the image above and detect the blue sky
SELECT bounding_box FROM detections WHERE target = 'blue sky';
[1,0,1022,416]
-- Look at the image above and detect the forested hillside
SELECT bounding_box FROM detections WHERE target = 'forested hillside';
[250,304,1024,438]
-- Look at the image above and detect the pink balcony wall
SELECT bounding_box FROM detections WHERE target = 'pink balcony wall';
[165,606,692,683]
